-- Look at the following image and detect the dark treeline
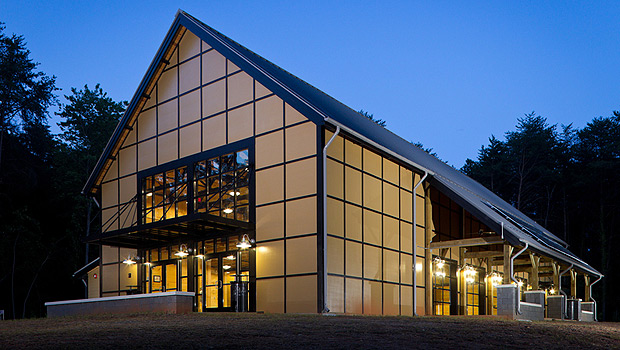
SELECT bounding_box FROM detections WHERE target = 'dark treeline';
[462,112,620,321]
[0,23,124,319]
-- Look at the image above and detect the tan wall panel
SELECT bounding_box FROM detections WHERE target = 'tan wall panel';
[363,245,382,280]
[415,174,425,197]
[255,80,271,99]
[286,196,317,237]
[415,256,425,287]
[169,47,178,66]
[88,266,100,298]
[138,139,157,171]
[416,195,425,227]
[201,41,211,52]
[202,80,226,117]
[255,165,284,205]
[345,204,362,241]
[119,248,135,262]
[118,146,136,177]
[326,158,343,199]
[400,190,412,222]
[285,158,316,199]
[227,72,253,109]
[144,89,156,109]
[227,60,240,74]
[158,98,178,133]
[102,264,119,293]
[345,278,362,314]
[344,167,362,205]
[179,89,201,126]
[325,132,343,161]
[257,278,284,313]
[179,57,200,94]
[286,122,316,162]
[179,123,201,158]
[383,216,399,251]
[415,226,425,257]
[284,103,307,126]
[416,286,425,315]
[202,50,226,84]
[363,209,381,246]
[383,249,399,283]
[255,130,283,169]
[119,175,136,204]
[178,30,200,62]
[102,157,118,183]
[345,241,362,277]
[326,198,344,237]
[101,207,118,232]
[345,139,362,169]
[157,68,178,102]
[138,108,156,141]
[327,236,344,275]
[256,240,284,277]
[401,285,413,316]
[119,203,137,229]
[123,125,137,147]
[363,148,381,177]
[102,245,119,264]
[286,275,317,313]
[383,182,399,218]
[400,167,413,191]
[256,203,284,241]
[327,275,344,313]
[401,221,413,254]
[158,131,178,164]
[363,174,381,212]
[286,235,317,275]
[383,158,399,185]
[202,114,227,151]
[401,253,412,285]
[227,104,253,143]
[363,280,382,315]
[255,95,283,134]
[102,180,118,208]
[383,283,399,316]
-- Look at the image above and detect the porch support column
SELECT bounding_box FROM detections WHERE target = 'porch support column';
[503,244,513,284]
[424,183,433,315]
[487,257,494,314]
[570,269,577,298]
[459,247,466,315]
[529,253,540,290]
[552,262,560,290]
[584,275,591,301]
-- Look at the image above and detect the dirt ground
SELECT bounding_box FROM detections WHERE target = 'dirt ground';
[1,313,619,349]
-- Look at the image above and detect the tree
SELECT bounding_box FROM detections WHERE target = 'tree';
[358,109,387,127]
[0,23,57,180]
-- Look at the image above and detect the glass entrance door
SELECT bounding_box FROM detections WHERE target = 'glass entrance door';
[203,253,237,311]
[149,261,178,293]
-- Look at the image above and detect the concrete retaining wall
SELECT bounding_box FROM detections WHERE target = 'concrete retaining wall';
[45,292,194,318]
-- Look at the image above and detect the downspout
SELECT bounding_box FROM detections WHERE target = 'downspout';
[510,242,529,315]
[322,126,340,313]
[412,171,428,316]
[558,263,574,319]
[589,274,603,322]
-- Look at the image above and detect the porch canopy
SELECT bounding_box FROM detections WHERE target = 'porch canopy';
[85,212,254,249]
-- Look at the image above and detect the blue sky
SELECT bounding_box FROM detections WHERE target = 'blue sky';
[2,1,619,167]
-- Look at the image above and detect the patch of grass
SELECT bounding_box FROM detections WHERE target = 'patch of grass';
[0,313,619,349]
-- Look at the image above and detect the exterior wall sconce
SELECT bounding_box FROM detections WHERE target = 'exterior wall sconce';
[236,234,254,249]
[175,244,189,257]
[123,255,137,265]
[488,271,502,286]
[463,265,477,284]
[433,257,446,277]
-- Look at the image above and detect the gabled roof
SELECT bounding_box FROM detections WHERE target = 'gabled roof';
[83,10,601,277]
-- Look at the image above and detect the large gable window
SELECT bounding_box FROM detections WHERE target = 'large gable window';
[142,166,188,223]
[194,149,249,222]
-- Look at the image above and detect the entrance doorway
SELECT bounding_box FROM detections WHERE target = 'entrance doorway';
[149,260,179,293]
[197,251,249,312]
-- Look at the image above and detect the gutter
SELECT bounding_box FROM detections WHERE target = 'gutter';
[510,242,529,315]
[322,126,340,313]
[589,274,603,322]
[412,171,428,316]
[558,263,574,319]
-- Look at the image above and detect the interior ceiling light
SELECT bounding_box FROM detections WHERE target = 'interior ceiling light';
[236,234,254,249]
[229,191,240,196]
[146,192,153,197]
[223,265,232,270]
[223,208,234,214]
[225,255,236,260]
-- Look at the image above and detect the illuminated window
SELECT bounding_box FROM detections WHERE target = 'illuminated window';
[433,257,454,315]
[142,166,188,223]
[194,149,249,222]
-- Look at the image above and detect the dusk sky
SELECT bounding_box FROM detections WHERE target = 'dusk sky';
[2,1,619,167]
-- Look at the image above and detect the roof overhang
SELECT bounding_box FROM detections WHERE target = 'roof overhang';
[86,213,254,249]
